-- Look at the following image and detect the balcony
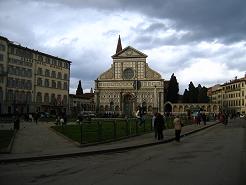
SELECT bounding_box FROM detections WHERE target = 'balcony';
[225,87,241,92]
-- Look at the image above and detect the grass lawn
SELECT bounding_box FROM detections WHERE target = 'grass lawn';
[52,118,153,144]
[51,116,193,144]
[0,130,14,151]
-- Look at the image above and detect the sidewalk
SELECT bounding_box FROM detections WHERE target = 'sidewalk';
[0,120,219,163]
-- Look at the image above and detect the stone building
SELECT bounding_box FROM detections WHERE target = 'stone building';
[210,75,246,114]
[69,82,95,116]
[94,36,165,116]
[0,35,71,115]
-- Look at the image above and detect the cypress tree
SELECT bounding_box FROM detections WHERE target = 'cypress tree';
[76,80,83,95]
[166,73,179,103]
[183,89,189,103]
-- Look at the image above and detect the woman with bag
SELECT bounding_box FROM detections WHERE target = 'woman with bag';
[174,115,182,142]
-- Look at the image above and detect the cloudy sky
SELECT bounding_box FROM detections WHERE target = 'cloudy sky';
[1,0,246,94]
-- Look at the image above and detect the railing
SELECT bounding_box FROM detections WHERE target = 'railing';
[52,116,195,145]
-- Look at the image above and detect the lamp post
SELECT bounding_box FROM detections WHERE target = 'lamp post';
[153,85,158,114]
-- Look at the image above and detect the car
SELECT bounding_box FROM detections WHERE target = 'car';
[79,111,96,119]
[40,112,50,118]
[240,114,245,118]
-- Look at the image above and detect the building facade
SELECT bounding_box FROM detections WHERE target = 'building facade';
[210,76,246,114]
[94,37,165,116]
[69,93,95,117]
[0,36,71,115]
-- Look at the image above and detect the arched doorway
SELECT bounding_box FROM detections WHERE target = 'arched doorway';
[123,94,133,117]
[164,102,172,113]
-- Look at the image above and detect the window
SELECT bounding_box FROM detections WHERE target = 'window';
[57,95,62,105]
[37,78,42,86]
[27,69,32,78]
[51,93,56,104]
[7,77,13,88]
[63,82,68,90]
[51,71,56,78]
[57,72,62,79]
[26,92,32,103]
[44,93,49,103]
[58,61,62,67]
[0,54,3,61]
[6,90,14,101]
[21,79,25,89]
[26,80,32,90]
[37,68,43,75]
[44,79,49,87]
[52,80,56,88]
[57,81,61,89]
[0,44,5,51]
[0,64,3,73]
[45,69,50,77]
[36,92,42,103]
[38,55,43,62]
[63,73,68,80]
[52,59,57,66]
[45,57,50,64]
[63,95,67,105]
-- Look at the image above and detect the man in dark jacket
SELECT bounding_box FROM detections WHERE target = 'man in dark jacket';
[154,113,165,140]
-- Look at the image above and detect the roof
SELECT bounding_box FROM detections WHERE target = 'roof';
[0,35,72,63]
[221,77,246,86]
[111,46,148,59]
[69,93,94,99]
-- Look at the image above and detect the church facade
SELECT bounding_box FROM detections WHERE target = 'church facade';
[94,37,165,116]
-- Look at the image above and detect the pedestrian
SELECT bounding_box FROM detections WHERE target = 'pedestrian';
[152,112,157,139]
[34,111,39,124]
[29,113,33,122]
[154,113,165,140]
[13,109,20,130]
[174,115,182,142]
[135,106,142,126]
[202,113,206,125]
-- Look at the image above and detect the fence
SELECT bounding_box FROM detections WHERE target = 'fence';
[52,115,195,145]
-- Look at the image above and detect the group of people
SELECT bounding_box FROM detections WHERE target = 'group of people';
[56,112,67,125]
[151,113,183,142]
[13,110,40,130]
[195,113,207,125]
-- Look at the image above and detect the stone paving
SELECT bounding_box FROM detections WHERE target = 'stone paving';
[0,119,219,162]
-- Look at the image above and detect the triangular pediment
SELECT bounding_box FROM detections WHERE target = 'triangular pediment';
[112,46,148,59]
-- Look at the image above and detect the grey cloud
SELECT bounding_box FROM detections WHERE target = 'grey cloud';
[39,0,246,44]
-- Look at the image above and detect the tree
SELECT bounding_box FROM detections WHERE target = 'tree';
[198,86,209,103]
[182,89,189,103]
[76,80,83,95]
[188,81,198,103]
[166,73,179,103]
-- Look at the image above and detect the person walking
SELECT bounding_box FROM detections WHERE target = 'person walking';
[13,109,20,130]
[34,111,39,124]
[202,113,207,125]
[174,115,182,142]
[152,112,157,139]
[154,113,165,140]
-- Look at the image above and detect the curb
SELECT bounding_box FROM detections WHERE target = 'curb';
[0,122,220,164]
[0,129,17,154]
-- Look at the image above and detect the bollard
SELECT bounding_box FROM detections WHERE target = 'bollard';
[150,118,153,131]
[80,122,83,144]
[97,121,102,141]
[125,118,129,136]
[143,119,146,132]
[135,119,138,135]
[113,120,117,139]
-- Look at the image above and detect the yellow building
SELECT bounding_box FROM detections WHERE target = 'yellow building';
[210,76,246,114]
[0,36,71,115]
